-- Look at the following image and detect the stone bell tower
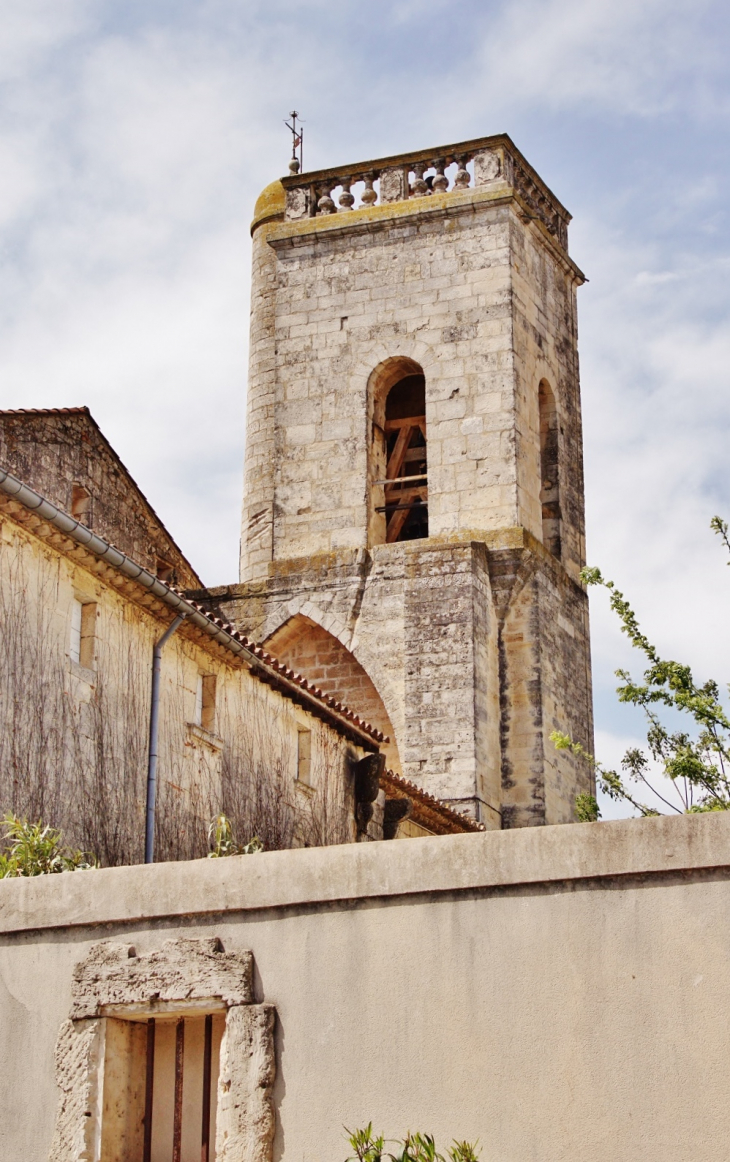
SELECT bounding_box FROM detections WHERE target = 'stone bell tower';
[209,134,594,827]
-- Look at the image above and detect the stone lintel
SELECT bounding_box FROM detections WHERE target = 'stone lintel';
[70,937,253,1019]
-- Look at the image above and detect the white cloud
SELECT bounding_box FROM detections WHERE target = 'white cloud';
[471,0,721,116]
[0,0,92,82]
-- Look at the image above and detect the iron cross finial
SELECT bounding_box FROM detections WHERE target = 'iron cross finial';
[284,111,304,174]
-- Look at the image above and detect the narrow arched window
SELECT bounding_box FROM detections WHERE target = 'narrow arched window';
[539,378,561,559]
[369,358,429,545]
[380,373,428,542]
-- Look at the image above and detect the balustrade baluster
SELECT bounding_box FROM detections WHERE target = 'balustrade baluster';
[432,158,448,194]
[317,184,336,215]
[361,173,377,206]
[411,162,428,198]
[338,177,355,211]
[285,146,488,222]
[454,155,470,189]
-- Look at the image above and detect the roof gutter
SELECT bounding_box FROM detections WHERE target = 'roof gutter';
[0,464,380,751]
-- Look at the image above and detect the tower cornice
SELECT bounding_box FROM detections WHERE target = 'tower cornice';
[279,133,572,254]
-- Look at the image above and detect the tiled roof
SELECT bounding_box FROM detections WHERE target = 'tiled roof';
[0,462,385,749]
[163,583,388,744]
[0,407,90,416]
[382,768,486,835]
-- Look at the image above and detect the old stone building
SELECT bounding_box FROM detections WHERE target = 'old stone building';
[8,138,725,1162]
[0,133,595,859]
[0,407,200,590]
[200,133,594,828]
[0,410,477,860]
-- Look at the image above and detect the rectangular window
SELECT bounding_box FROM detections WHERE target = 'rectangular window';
[201,675,216,732]
[195,675,217,732]
[101,1012,223,1162]
[297,728,312,785]
[71,484,91,522]
[70,598,82,664]
[156,557,174,582]
[70,599,97,669]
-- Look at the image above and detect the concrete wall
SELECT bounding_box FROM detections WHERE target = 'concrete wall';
[1,812,729,1161]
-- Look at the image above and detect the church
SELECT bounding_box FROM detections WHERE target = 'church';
[1,135,724,1162]
[0,133,594,863]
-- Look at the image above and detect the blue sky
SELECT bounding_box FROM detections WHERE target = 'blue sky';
[1,0,729,816]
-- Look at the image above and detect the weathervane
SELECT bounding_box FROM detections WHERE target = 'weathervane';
[285,111,304,174]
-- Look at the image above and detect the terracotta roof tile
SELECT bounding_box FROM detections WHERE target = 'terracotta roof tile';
[164,584,387,744]
[382,768,486,834]
[0,407,90,416]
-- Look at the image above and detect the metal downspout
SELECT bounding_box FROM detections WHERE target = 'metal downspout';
[145,615,185,863]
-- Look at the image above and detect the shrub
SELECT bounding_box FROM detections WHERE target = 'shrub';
[345,1126,479,1162]
[0,812,96,877]
[207,813,263,858]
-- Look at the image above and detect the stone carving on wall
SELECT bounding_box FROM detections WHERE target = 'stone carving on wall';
[379,167,408,204]
[49,938,276,1162]
[473,148,502,185]
[285,187,309,220]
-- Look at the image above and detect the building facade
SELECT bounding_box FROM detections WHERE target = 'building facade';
[0,420,475,859]
[201,135,594,827]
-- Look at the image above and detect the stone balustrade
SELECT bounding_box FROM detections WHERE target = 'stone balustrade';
[281,134,570,250]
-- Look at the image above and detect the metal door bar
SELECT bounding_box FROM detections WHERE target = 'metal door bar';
[172,1017,185,1162]
[201,1013,213,1162]
[143,1018,156,1162]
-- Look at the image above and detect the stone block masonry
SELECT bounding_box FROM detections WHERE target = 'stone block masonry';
[221,134,594,825]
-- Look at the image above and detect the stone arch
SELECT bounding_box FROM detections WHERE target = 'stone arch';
[350,335,441,384]
[259,594,402,718]
[263,612,402,773]
[367,356,429,546]
[369,355,425,419]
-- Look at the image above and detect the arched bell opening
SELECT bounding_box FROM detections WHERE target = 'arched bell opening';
[539,378,562,559]
[368,357,428,546]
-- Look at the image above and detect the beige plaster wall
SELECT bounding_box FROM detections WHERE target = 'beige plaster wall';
[1,812,728,1162]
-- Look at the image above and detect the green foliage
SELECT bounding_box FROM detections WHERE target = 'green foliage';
[345,1128,479,1162]
[389,1134,443,1162]
[448,1143,481,1162]
[574,792,601,822]
[710,515,730,560]
[554,515,730,818]
[346,1124,385,1162]
[0,813,96,877]
[207,813,264,858]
